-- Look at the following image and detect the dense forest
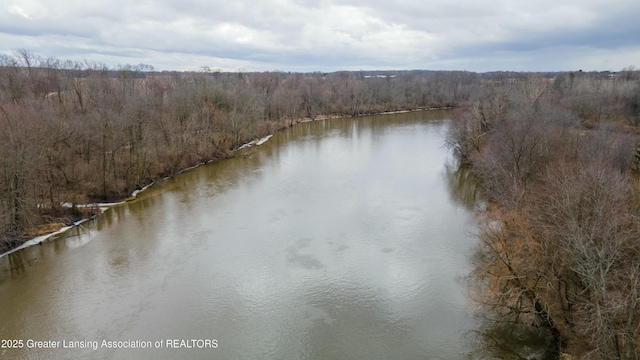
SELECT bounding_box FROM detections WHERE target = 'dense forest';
[1,50,639,358]
[446,69,640,358]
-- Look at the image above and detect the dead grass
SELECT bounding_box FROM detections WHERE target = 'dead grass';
[25,222,67,238]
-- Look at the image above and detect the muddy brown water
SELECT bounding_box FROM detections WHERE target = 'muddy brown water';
[0,111,501,359]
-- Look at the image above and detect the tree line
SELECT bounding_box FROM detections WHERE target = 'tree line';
[447,69,640,358]
[0,50,480,252]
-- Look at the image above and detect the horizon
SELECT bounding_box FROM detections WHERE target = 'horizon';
[0,55,632,75]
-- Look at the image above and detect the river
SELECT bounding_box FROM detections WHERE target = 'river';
[1,111,487,359]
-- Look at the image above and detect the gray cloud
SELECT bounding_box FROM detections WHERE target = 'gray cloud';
[0,0,638,71]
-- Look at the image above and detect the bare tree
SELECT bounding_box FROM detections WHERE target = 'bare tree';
[536,162,640,359]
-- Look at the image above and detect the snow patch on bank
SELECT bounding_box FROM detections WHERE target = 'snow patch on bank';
[1,218,94,258]
[131,183,154,198]
[255,134,272,145]
[237,134,273,150]
[3,181,160,258]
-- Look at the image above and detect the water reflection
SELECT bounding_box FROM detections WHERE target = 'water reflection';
[6,251,29,277]
[468,321,558,360]
[444,161,483,211]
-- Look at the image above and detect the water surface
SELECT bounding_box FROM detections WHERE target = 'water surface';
[0,111,481,359]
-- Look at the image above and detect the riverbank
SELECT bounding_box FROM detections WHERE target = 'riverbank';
[1,107,454,258]
[448,80,640,358]
[0,132,279,259]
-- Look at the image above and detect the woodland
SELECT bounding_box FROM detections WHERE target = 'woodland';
[446,67,640,358]
[1,50,640,359]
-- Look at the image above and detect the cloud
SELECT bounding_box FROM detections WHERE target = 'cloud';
[0,0,638,71]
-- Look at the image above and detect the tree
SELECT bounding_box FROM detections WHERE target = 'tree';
[0,54,28,104]
[0,104,41,243]
[535,162,640,359]
[625,81,640,126]
[300,76,324,121]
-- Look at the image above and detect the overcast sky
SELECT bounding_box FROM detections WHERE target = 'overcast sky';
[1,0,638,72]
